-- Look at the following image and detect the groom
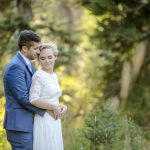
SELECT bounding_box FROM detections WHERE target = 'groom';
[3,30,46,150]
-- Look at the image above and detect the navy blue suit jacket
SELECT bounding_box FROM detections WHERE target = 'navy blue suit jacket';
[3,52,45,132]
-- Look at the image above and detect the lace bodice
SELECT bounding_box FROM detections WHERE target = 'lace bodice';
[29,69,62,105]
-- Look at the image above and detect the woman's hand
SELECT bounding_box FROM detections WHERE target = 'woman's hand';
[53,105,62,119]
[48,104,67,120]
[53,104,67,119]
[59,104,67,118]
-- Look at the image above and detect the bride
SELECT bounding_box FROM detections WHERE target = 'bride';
[29,43,67,150]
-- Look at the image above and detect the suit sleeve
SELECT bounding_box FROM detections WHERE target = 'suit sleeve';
[5,64,45,116]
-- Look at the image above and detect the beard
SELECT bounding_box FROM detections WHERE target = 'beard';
[28,54,37,60]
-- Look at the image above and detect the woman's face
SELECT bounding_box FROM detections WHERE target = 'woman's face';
[39,48,57,71]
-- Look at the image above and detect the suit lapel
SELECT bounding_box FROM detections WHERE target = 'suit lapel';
[16,51,34,75]
[27,65,33,75]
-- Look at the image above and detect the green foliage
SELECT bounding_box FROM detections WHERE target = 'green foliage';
[0,128,11,150]
[81,0,117,15]
[82,108,145,150]
[0,97,11,149]
[126,71,150,139]
[80,1,150,142]
[65,129,91,150]
[80,0,150,92]
[0,0,150,148]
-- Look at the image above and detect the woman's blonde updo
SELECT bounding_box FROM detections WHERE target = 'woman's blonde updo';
[39,43,59,57]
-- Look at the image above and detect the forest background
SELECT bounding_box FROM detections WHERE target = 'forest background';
[0,0,150,149]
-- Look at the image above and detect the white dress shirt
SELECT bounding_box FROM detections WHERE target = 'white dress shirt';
[18,51,32,72]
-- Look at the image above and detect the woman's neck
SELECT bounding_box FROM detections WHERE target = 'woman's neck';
[42,68,53,74]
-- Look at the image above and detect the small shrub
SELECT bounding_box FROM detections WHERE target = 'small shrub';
[82,108,145,150]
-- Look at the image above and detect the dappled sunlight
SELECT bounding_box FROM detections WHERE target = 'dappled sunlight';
[0,0,150,149]
[0,97,11,149]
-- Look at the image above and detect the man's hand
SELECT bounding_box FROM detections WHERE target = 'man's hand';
[46,105,61,119]
[46,110,55,119]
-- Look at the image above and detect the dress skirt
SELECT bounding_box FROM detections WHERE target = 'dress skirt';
[33,112,64,150]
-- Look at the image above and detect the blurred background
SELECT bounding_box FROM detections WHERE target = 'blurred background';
[0,0,150,149]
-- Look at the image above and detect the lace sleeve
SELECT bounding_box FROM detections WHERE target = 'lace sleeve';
[29,74,41,102]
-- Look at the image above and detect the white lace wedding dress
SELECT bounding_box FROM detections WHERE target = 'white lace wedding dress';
[29,69,64,150]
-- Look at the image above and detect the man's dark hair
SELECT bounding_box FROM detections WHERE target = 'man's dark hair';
[18,30,41,50]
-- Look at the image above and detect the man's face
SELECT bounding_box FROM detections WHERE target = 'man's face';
[27,42,41,60]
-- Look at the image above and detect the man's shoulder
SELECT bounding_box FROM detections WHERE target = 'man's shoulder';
[5,60,22,71]
[3,56,25,78]
[5,52,26,69]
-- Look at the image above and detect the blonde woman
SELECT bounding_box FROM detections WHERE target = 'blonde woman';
[29,43,67,150]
